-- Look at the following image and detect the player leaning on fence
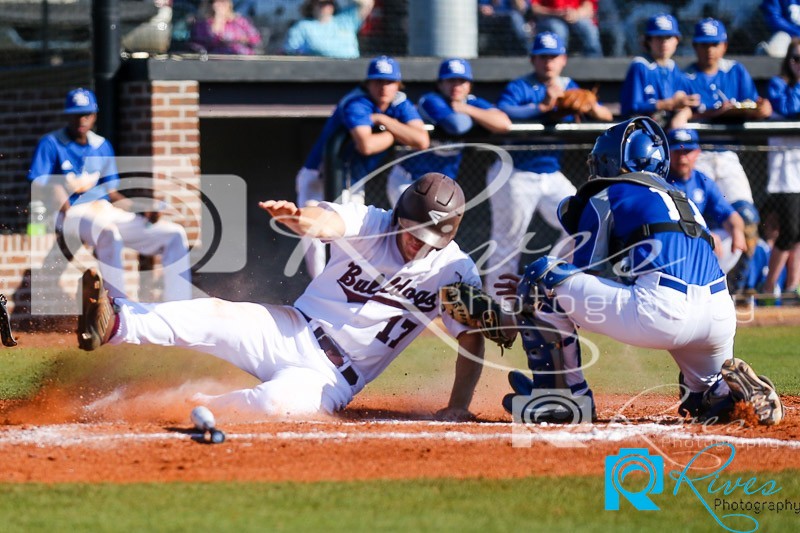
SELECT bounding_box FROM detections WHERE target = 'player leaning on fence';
[485,31,612,297]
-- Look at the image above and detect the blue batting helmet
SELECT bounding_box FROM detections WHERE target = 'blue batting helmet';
[588,116,670,180]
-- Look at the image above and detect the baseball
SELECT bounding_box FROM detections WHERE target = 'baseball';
[209,429,226,444]
[190,406,216,431]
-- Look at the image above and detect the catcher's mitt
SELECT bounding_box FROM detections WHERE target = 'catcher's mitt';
[439,283,517,349]
[556,88,598,115]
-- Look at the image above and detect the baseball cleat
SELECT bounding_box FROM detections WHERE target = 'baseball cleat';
[721,358,784,426]
[77,268,117,351]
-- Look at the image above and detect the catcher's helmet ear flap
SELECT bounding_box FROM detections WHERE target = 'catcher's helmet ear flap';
[588,116,670,179]
[393,172,465,249]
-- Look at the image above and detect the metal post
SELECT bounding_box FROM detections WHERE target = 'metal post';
[92,0,121,145]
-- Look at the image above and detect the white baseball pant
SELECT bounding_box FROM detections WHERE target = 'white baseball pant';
[539,271,736,393]
[110,298,357,418]
[485,160,576,296]
[63,200,191,300]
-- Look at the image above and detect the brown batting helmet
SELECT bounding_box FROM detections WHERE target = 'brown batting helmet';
[393,172,465,249]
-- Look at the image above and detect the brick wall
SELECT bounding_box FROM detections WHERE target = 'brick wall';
[0,88,68,233]
[0,81,201,319]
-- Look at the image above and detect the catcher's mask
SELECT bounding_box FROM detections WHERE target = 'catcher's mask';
[588,116,669,180]
[392,172,465,249]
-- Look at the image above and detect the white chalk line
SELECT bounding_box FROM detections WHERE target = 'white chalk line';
[0,421,798,449]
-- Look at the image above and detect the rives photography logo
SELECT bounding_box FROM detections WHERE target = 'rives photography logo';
[603,443,797,532]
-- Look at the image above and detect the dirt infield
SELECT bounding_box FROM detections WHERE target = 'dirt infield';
[0,334,797,485]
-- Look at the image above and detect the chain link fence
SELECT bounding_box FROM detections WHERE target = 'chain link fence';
[0,0,777,67]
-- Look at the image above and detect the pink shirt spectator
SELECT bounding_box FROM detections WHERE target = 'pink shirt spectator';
[190,0,262,55]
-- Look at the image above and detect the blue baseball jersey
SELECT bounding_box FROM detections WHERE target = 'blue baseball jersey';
[666,169,735,228]
[497,74,578,173]
[28,128,118,206]
[303,87,422,184]
[767,75,800,117]
[742,239,787,291]
[572,179,723,285]
[761,0,800,37]
[620,56,686,117]
[680,59,760,114]
[398,91,494,180]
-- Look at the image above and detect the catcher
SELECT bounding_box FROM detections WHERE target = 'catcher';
[486,31,613,299]
[491,118,782,426]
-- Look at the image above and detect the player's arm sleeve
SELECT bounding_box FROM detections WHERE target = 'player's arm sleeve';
[735,64,761,101]
[761,0,800,36]
[98,143,120,194]
[497,80,544,121]
[767,76,800,117]
[620,61,656,116]
[318,201,381,239]
[420,93,472,135]
[342,98,376,129]
[27,137,55,184]
[703,178,736,225]
[572,196,610,270]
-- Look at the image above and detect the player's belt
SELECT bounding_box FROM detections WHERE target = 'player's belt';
[657,276,727,295]
[312,327,359,386]
[296,309,359,386]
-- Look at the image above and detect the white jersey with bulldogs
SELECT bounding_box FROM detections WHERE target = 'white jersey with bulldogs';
[295,201,479,383]
[108,201,479,418]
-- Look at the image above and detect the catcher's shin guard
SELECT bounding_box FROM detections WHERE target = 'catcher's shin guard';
[721,358,784,425]
[77,268,118,351]
[517,313,577,389]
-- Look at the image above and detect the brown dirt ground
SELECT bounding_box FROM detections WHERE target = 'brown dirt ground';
[0,331,798,484]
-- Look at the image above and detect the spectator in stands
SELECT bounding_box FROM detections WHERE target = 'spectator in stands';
[190,0,263,55]
[28,88,192,301]
[596,0,626,57]
[486,31,612,295]
[478,0,533,56]
[671,18,770,235]
[294,56,429,277]
[757,0,800,58]
[620,13,699,122]
[666,128,747,274]
[284,0,374,59]
[529,0,603,57]
[764,37,800,295]
[386,58,511,205]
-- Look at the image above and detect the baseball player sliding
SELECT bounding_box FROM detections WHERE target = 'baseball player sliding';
[498,117,783,426]
[76,173,486,421]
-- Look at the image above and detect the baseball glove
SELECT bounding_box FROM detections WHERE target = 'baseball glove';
[556,88,598,115]
[439,283,517,349]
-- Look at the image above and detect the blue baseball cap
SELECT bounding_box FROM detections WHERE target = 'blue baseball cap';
[64,88,98,114]
[530,32,566,56]
[693,18,727,43]
[667,128,700,151]
[438,58,473,81]
[366,56,402,81]
[645,13,680,37]
[732,200,760,225]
